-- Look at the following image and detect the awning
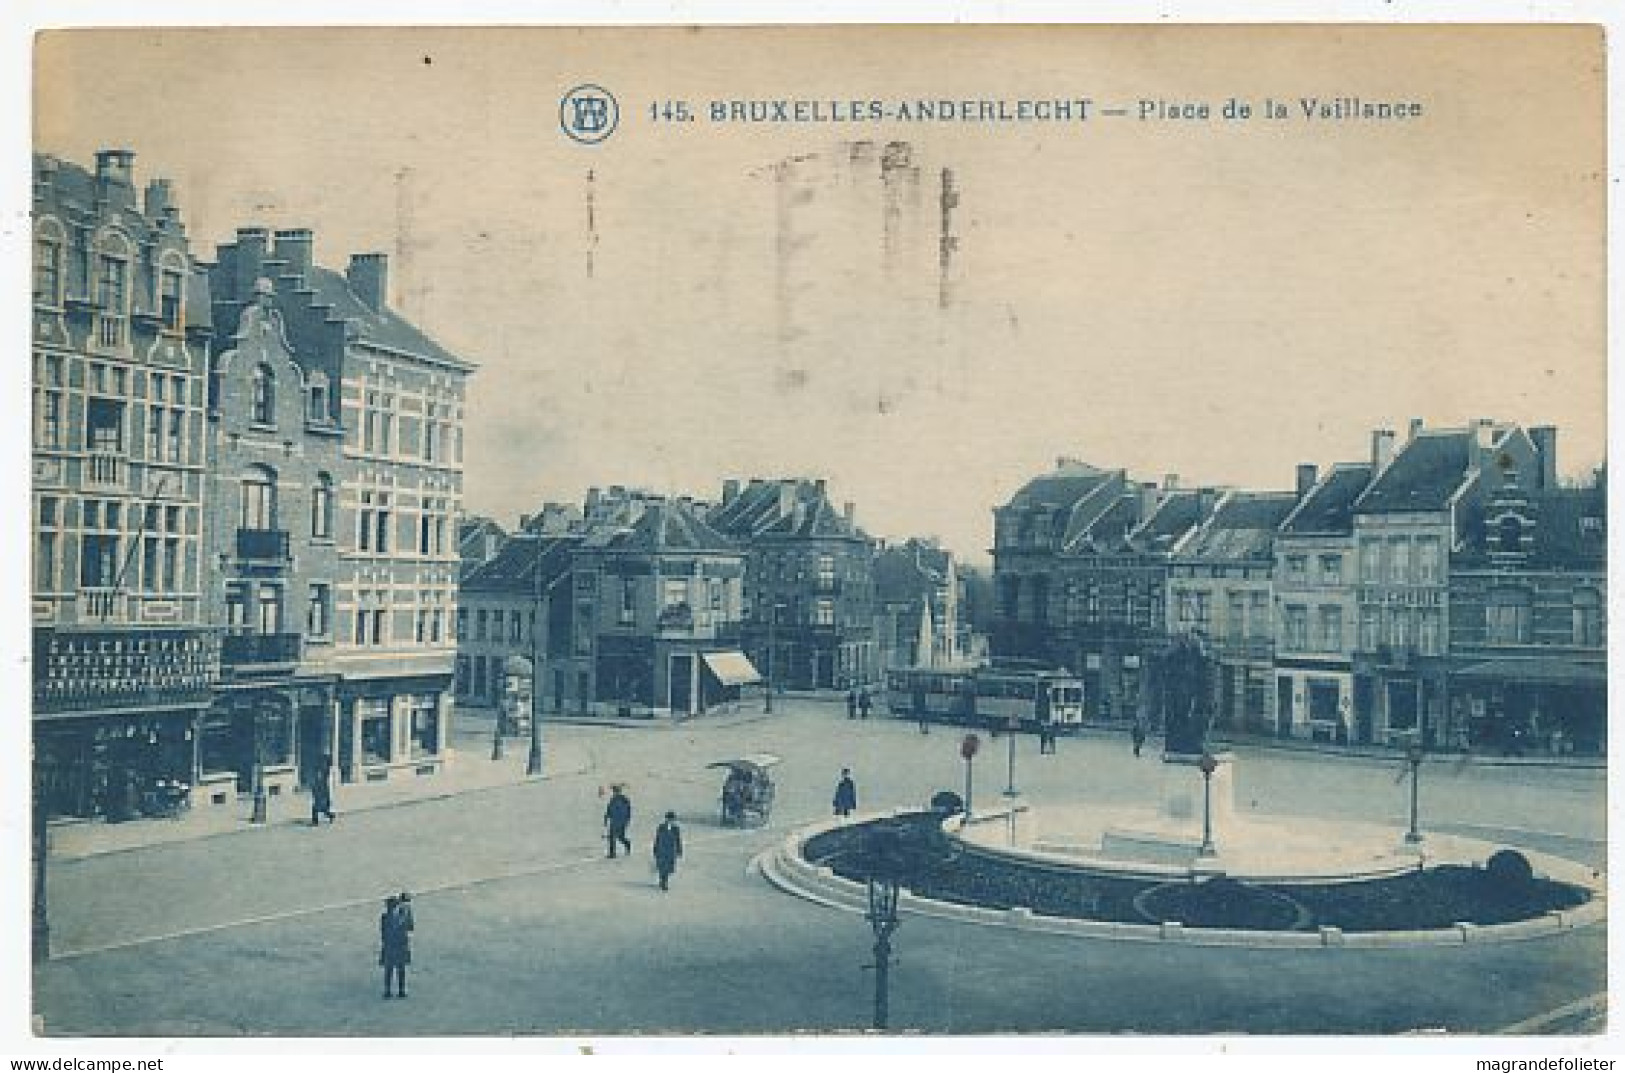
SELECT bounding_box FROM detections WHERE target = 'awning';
[1453,658,1606,687]
[702,650,762,687]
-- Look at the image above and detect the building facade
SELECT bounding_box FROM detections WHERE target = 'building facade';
[456,533,576,711]
[31,150,221,819]
[1166,490,1297,735]
[1446,448,1605,755]
[709,479,878,691]
[1271,463,1374,742]
[198,272,344,809]
[874,538,964,671]
[560,491,754,717]
[208,227,475,786]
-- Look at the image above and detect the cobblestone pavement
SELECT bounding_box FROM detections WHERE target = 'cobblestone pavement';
[31,698,1607,1036]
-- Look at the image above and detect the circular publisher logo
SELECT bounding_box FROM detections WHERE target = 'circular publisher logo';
[560,84,619,145]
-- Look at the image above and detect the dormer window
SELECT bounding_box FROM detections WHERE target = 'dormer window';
[307,371,330,424]
[251,363,276,425]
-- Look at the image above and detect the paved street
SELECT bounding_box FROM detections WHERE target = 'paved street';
[33,699,1606,1035]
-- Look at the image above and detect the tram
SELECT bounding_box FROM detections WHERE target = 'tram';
[883,665,1086,730]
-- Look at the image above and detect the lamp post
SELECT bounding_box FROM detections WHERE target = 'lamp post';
[960,733,980,816]
[763,601,781,714]
[1003,714,1019,797]
[490,709,505,761]
[1404,741,1425,844]
[864,825,904,1031]
[1198,751,1218,857]
[250,710,268,825]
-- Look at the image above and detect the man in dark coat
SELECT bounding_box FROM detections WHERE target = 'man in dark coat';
[309,754,336,826]
[604,786,632,858]
[832,768,858,817]
[652,811,683,891]
[1131,721,1147,758]
[857,689,873,720]
[379,894,413,999]
[846,689,858,720]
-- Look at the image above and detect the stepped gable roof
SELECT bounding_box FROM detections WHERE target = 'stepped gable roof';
[302,265,474,370]
[1458,486,1607,570]
[1002,461,1115,511]
[1180,492,1297,561]
[461,534,579,592]
[1280,464,1373,535]
[1356,429,1492,513]
[1131,490,1202,552]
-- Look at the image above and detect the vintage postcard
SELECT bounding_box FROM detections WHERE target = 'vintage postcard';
[17,19,1611,1050]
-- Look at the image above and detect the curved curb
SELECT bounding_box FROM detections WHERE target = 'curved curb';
[759,811,1607,950]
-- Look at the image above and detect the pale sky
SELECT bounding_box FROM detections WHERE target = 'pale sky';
[34,26,1606,563]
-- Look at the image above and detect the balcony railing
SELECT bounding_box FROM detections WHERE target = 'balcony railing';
[220,631,303,667]
[96,314,126,349]
[236,528,291,562]
[79,587,126,624]
[85,450,126,490]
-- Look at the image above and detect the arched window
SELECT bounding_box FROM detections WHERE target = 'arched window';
[307,370,330,424]
[240,465,277,530]
[93,231,133,347]
[251,363,276,425]
[1573,588,1604,647]
[311,473,334,540]
[34,227,64,307]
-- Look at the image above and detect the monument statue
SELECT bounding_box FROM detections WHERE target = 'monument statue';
[1155,633,1214,756]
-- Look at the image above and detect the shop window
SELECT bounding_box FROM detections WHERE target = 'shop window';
[410,695,439,757]
[360,701,392,765]
[1486,588,1532,644]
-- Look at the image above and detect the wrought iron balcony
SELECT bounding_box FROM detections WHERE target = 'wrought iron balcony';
[220,631,303,667]
[84,450,126,490]
[236,528,291,562]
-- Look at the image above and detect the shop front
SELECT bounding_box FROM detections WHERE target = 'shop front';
[1450,658,1606,756]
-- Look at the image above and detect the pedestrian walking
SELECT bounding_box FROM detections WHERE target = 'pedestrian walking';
[1131,721,1147,758]
[604,785,632,858]
[846,689,859,720]
[379,893,413,999]
[917,710,930,735]
[652,811,683,891]
[858,689,873,720]
[832,768,858,817]
[1039,726,1056,755]
[309,753,336,826]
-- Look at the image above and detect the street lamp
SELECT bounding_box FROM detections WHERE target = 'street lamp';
[1198,751,1218,857]
[763,601,782,714]
[864,825,904,1031]
[1404,741,1425,844]
[490,710,505,761]
[1003,713,1019,798]
[960,733,980,816]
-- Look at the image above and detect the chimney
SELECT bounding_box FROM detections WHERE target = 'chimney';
[1138,482,1161,519]
[1529,426,1558,490]
[722,479,740,505]
[274,229,314,278]
[347,252,389,312]
[94,148,135,188]
[778,481,796,518]
[843,501,856,525]
[813,478,827,499]
[1408,416,1424,442]
[1370,428,1396,474]
[234,227,270,297]
[1162,473,1180,491]
[1197,486,1219,521]
[144,179,173,219]
[1295,464,1319,499]
[585,487,601,515]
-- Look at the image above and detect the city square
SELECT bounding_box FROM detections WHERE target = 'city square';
[34,698,1605,1035]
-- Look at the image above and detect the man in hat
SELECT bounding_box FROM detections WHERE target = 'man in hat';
[309,753,336,826]
[379,894,413,999]
[652,811,683,891]
[832,768,858,818]
[604,785,632,858]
